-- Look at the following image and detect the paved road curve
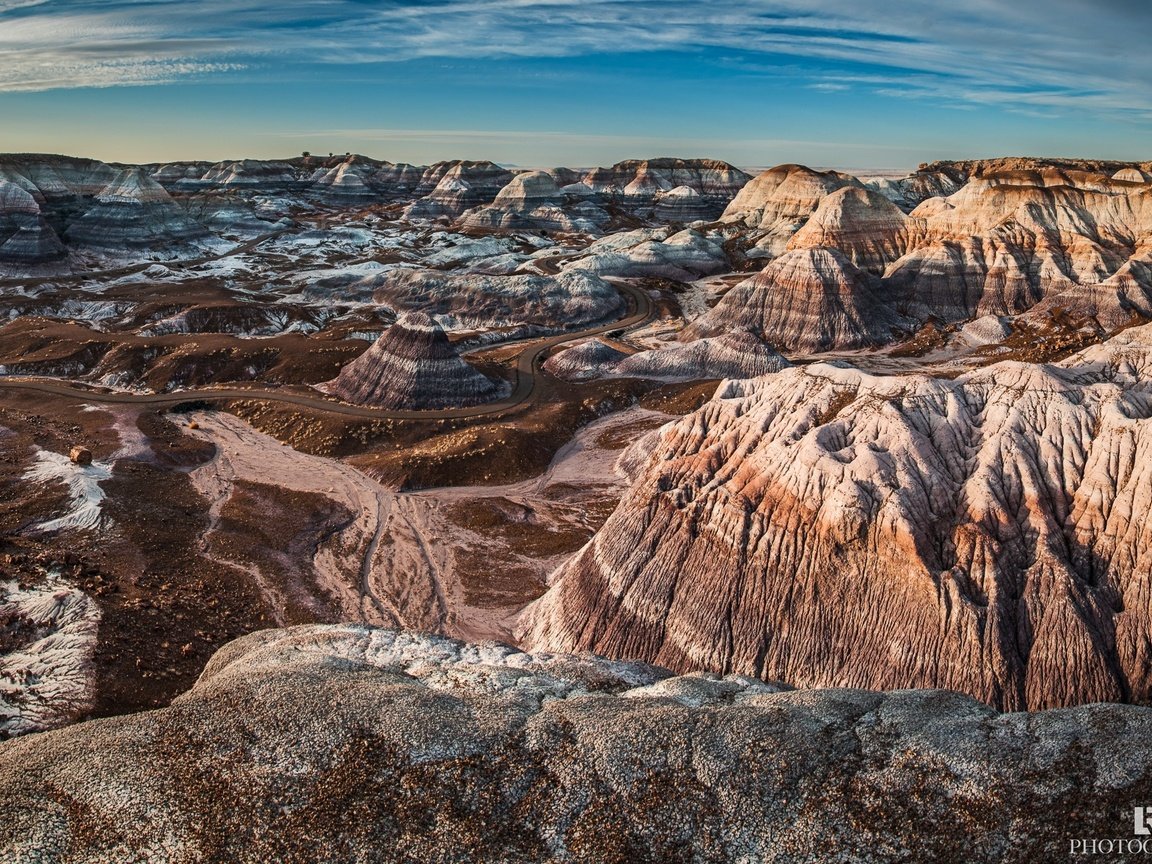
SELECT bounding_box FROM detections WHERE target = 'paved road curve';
[0,282,653,421]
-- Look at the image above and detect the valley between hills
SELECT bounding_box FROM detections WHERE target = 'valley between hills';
[4,151,1152,860]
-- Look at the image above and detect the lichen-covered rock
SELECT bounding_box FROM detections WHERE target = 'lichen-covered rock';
[520,324,1152,711]
[1,624,1150,863]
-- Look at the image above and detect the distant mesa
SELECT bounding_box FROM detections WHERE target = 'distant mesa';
[65,167,209,250]
[403,161,515,221]
[412,157,751,230]
[457,171,611,234]
[582,158,752,219]
[4,151,1152,349]
[326,311,506,410]
[0,179,66,263]
[307,160,379,204]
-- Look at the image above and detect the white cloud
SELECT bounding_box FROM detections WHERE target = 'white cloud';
[0,0,1149,120]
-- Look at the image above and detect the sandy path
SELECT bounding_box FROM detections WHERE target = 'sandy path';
[180,406,672,641]
[184,412,405,626]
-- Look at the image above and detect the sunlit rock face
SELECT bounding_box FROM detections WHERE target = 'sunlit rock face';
[786,186,909,273]
[520,324,1152,711]
[327,311,505,409]
[887,168,1152,327]
[710,161,1152,342]
[721,164,863,245]
[2,624,1150,863]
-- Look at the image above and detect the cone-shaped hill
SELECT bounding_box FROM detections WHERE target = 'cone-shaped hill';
[327,312,506,410]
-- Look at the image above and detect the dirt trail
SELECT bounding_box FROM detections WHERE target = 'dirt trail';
[178,406,672,642]
[184,412,410,627]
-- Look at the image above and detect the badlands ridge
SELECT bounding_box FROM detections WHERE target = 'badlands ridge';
[3,151,1152,859]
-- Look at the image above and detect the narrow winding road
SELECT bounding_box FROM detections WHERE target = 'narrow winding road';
[0,282,653,420]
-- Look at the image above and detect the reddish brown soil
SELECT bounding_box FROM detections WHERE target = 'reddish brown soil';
[0,316,368,388]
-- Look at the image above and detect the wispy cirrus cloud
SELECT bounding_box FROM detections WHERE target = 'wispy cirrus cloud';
[0,0,1150,121]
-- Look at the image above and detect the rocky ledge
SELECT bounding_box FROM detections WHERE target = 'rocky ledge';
[0,625,1149,863]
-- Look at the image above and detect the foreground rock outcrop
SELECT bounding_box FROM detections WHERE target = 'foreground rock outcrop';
[521,323,1152,711]
[327,312,504,409]
[1,624,1149,863]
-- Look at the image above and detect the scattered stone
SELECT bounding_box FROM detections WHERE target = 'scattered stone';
[68,446,92,466]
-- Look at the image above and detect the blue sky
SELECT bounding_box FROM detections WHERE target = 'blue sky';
[1,0,1150,168]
